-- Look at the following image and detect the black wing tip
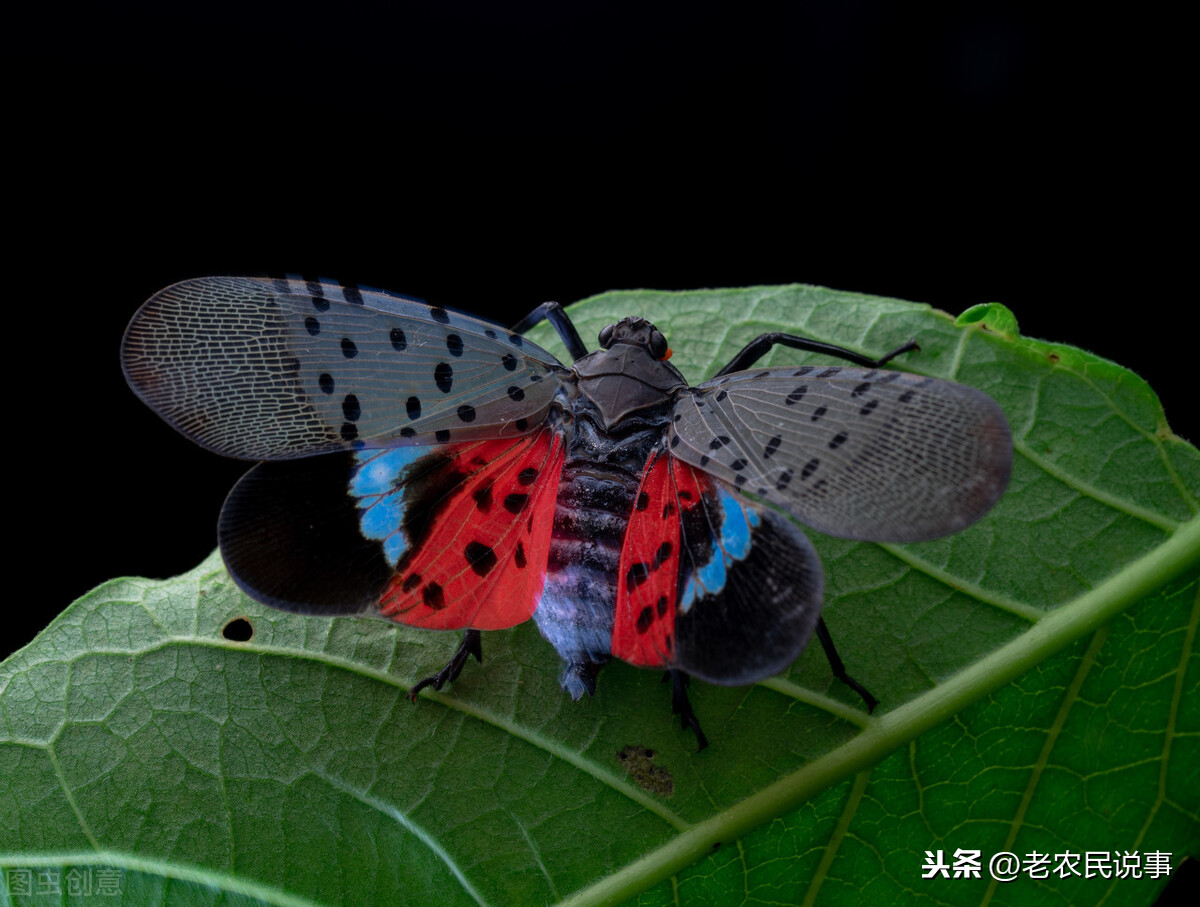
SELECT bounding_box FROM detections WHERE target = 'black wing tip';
[673,508,825,686]
[218,457,396,618]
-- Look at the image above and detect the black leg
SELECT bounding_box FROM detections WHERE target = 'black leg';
[511,301,590,362]
[409,629,484,701]
[714,334,919,378]
[815,618,878,712]
[665,670,709,750]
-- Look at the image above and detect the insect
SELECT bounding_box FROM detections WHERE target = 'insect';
[123,277,1012,748]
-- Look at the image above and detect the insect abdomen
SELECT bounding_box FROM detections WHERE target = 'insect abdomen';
[534,415,665,698]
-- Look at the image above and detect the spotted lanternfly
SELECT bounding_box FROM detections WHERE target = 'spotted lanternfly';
[123,277,1012,748]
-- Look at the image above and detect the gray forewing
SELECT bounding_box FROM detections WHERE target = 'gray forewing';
[122,276,564,460]
[669,366,1012,542]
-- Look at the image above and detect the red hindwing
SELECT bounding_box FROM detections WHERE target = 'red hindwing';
[612,451,707,667]
[380,429,565,630]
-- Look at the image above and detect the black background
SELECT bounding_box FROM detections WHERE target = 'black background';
[9,2,1193,900]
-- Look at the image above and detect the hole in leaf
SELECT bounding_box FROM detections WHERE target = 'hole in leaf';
[222,617,254,642]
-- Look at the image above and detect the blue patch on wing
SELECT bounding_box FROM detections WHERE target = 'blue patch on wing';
[350,447,424,566]
[679,488,762,613]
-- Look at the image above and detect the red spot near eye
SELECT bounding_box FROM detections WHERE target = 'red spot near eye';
[662,348,673,360]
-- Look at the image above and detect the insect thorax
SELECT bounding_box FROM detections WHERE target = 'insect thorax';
[572,336,687,430]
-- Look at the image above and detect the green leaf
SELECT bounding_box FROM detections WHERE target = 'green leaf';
[3,285,1198,906]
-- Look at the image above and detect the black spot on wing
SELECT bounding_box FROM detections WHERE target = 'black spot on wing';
[465,541,498,577]
[636,607,654,633]
[423,582,445,609]
[652,541,672,568]
[626,562,649,591]
[473,484,493,512]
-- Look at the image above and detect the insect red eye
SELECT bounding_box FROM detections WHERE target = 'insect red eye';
[649,330,669,359]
